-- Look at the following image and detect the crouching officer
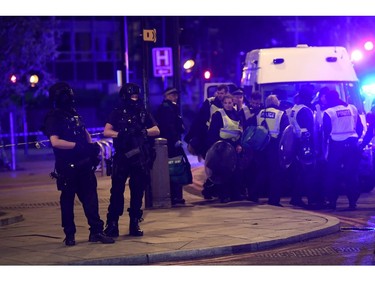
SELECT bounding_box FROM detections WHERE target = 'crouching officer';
[41,82,115,246]
[103,83,160,237]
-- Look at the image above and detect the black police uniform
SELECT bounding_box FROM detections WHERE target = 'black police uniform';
[42,82,114,246]
[184,95,224,159]
[254,104,289,206]
[287,102,316,208]
[104,83,158,237]
[155,93,187,204]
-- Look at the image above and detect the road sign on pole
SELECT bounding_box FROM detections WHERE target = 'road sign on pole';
[143,29,156,42]
[152,47,173,77]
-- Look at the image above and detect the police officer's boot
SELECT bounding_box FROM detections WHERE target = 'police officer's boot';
[64,234,75,246]
[128,208,143,236]
[129,217,143,236]
[104,220,119,238]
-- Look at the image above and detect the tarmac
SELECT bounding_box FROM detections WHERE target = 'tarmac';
[0,147,341,265]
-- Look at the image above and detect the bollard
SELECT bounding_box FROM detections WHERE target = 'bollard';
[147,138,171,209]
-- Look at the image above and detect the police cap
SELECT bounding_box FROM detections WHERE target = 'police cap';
[232,88,244,96]
[163,87,179,96]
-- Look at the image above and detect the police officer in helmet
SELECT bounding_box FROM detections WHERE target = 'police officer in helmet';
[103,82,160,237]
[42,82,115,246]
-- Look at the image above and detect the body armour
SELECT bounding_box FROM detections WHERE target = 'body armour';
[43,108,88,163]
[112,106,148,153]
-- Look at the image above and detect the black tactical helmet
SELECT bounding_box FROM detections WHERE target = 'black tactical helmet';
[48,82,75,110]
[119,83,141,100]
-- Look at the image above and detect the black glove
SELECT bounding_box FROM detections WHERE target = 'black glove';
[73,142,100,158]
[128,127,147,138]
[88,142,101,158]
[73,142,88,155]
[140,128,147,137]
[117,130,129,142]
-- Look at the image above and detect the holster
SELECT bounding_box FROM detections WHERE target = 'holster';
[50,169,69,191]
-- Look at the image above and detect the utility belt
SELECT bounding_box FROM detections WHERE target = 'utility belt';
[55,156,96,176]
[114,147,142,159]
[330,137,358,147]
[51,157,97,191]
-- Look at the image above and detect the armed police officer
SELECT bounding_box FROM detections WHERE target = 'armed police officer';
[103,83,160,237]
[42,82,115,246]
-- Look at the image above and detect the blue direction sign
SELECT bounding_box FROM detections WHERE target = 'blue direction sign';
[152,47,173,77]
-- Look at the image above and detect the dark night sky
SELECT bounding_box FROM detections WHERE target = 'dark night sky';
[176,16,375,81]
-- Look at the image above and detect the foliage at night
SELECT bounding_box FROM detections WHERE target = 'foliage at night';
[0,17,60,110]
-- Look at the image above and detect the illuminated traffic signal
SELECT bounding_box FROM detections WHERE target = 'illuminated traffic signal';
[203,70,211,80]
[183,59,195,71]
[10,74,17,83]
[29,74,39,87]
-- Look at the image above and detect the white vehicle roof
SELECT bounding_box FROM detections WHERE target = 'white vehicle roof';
[203,82,237,100]
[243,45,358,84]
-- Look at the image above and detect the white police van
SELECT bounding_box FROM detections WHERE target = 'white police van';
[241,44,365,113]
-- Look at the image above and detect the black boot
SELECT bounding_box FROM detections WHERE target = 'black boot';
[128,208,144,236]
[129,217,143,236]
[63,234,75,246]
[89,232,115,244]
[104,221,119,237]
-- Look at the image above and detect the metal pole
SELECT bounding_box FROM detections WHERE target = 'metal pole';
[124,16,129,83]
[9,111,16,171]
[171,16,181,94]
[22,105,28,155]
[141,17,150,110]
[162,17,168,90]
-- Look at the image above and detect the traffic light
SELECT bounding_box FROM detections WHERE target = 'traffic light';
[29,74,39,87]
[10,74,17,83]
[203,70,211,80]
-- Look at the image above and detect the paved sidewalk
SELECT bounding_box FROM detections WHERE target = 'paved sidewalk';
[0,148,340,265]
